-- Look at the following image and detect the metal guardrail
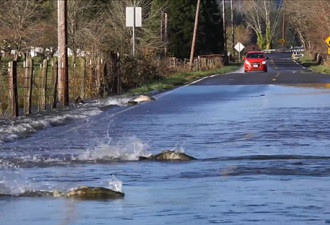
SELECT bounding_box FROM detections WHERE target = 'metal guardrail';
[262,47,305,54]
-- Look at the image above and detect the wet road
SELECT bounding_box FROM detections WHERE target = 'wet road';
[1,53,330,225]
[199,53,330,85]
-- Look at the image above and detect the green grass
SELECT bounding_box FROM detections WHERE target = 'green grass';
[297,55,330,74]
[308,65,330,74]
[128,64,240,95]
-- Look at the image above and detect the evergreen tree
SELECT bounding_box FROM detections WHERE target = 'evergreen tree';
[166,0,223,58]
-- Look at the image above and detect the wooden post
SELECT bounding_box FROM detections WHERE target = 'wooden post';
[80,57,86,99]
[100,58,106,96]
[52,60,58,109]
[189,0,201,70]
[96,57,101,96]
[24,58,33,115]
[39,59,48,110]
[230,0,235,60]
[281,0,285,52]
[89,59,94,97]
[8,61,18,117]
[161,11,168,58]
[117,55,121,95]
[222,0,227,52]
[57,0,69,106]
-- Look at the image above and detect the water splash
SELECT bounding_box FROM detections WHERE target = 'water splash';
[106,97,131,106]
[0,170,124,196]
[0,95,132,143]
[108,175,123,192]
[79,136,151,161]
[0,108,102,143]
[0,170,40,196]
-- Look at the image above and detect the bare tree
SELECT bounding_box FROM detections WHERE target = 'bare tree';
[243,0,279,49]
[226,25,252,51]
[285,0,330,56]
[81,0,166,56]
[67,0,95,64]
[0,0,44,58]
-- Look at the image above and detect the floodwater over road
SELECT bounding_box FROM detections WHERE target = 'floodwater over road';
[1,55,330,224]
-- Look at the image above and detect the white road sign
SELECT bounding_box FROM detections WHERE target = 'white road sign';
[234,42,245,52]
[126,7,142,27]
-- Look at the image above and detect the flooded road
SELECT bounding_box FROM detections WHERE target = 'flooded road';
[1,53,330,224]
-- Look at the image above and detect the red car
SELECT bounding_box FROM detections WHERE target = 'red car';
[242,51,268,72]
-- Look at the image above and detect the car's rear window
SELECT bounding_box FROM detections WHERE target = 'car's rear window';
[246,53,264,58]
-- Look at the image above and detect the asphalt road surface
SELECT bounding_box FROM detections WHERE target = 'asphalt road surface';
[196,52,330,85]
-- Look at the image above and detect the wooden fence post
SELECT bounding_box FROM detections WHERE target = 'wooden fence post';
[101,58,106,96]
[39,59,48,110]
[80,57,86,99]
[24,58,33,115]
[52,60,58,109]
[116,53,121,94]
[89,59,94,97]
[96,57,101,97]
[8,61,18,117]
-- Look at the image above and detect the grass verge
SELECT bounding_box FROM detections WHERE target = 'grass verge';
[297,55,330,74]
[128,64,240,95]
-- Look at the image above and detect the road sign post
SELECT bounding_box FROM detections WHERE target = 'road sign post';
[234,42,245,62]
[126,6,142,57]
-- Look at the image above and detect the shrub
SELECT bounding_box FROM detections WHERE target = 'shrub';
[121,55,161,90]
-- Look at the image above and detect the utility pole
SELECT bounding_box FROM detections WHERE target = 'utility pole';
[164,12,168,58]
[161,11,168,58]
[222,0,227,57]
[57,0,69,106]
[230,0,234,61]
[132,0,136,57]
[189,0,201,70]
[281,0,285,51]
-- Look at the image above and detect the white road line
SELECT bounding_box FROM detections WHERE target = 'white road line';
[291,58,306,69]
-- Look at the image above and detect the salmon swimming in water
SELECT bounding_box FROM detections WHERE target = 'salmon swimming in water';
[127,95,156,105]
[0,186,125,200]
[139,150,196,161]
[64,185,125,200]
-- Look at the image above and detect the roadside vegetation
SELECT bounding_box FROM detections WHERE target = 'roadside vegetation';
[297,55,330,74]
[129,64,240,95]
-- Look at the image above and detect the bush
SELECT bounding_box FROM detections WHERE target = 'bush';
[121,55,161,90]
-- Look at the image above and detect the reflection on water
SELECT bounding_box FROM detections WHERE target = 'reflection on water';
[284,83,330,89]
[1,84,330,224]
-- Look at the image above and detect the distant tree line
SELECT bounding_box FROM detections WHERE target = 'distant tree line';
[0,0,328,61]
[0,0,225,61]
[227,0,330,61]
[285,0,330,59]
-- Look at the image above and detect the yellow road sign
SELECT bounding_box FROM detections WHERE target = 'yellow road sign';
[325,36,330,47]
[278,38,285,44]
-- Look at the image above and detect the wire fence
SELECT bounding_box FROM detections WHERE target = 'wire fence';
[0,56,121,117]
[0,54,225,117]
